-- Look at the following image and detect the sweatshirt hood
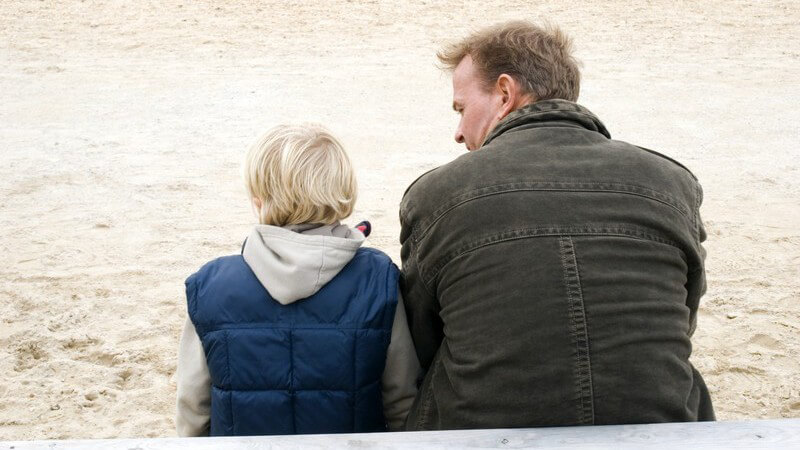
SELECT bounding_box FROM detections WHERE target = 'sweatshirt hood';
[241,222,365,305]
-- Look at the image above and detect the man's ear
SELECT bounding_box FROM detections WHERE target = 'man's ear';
[496,74,534,118]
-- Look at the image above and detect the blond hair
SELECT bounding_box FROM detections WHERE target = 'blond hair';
[243,124,357,226]
[438,21,580,102]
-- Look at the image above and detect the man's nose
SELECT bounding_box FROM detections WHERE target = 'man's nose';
[454,129,464,144]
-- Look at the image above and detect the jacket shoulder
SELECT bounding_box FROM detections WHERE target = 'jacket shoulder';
[353,248,400,278]
[185,255,249,317]
[350,248,400,292]
[186,255,246,289]
[355,246,393,262]
[634,145,699,181]
[400,149,482,210]
[401,166,441,200]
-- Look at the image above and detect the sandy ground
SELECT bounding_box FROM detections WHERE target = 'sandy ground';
[1,0,799,441]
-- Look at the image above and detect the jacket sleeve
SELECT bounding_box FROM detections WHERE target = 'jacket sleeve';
[399,207,444,371]
[686,185,708,337]
[175,317,211,437]
[381,290,421,431]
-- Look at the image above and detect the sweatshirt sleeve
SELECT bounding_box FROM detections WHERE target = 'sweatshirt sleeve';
[381,289,421,431]
[175,317,211,437]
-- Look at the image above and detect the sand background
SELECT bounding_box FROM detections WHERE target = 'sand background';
[1,0,799,440]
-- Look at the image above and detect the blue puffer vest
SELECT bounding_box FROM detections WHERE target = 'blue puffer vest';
[185,247,399,436]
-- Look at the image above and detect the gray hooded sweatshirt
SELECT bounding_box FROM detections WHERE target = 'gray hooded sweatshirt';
[175,223,420,436]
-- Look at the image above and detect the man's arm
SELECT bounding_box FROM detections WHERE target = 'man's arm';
[686,183,707,336]
[399,209,444,371]
[381,290,421,430]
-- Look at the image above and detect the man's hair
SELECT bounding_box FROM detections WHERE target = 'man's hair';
[243,123,356,226]
[438,21,580,102]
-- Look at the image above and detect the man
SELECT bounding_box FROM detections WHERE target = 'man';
[399,21,714,430]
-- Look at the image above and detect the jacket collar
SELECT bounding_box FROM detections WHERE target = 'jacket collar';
[482,99,611,147]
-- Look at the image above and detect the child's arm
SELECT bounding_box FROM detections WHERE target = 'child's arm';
[381,290,421,431]
[175,317,211,437]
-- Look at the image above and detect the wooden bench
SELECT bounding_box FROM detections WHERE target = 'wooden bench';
[3,419,799,449]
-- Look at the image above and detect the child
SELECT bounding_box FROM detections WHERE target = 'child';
[176,124,419,436]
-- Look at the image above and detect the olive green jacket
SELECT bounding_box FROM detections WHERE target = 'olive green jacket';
[400,100,714,430]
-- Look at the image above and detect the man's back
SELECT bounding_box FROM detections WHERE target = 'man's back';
[400,100,714,430]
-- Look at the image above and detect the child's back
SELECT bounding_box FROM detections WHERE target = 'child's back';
[176,125,418,436]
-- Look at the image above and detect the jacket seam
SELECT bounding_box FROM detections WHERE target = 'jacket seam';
[421,226,682,289]
[224,331,234,434]
[693,183,702,241]
[352,329,357,431]
[413,182,690,243]
[201,324,389,331]
[558,237,595,424]
[290,330,296,434]
[214,386,377,392]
